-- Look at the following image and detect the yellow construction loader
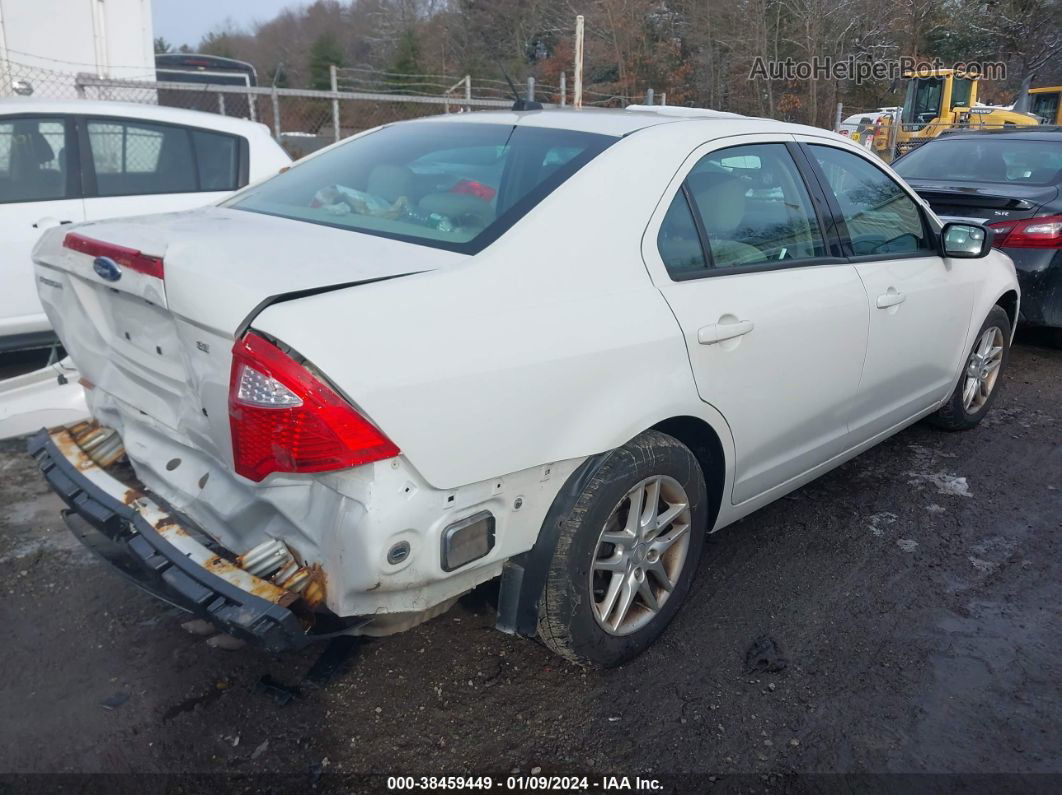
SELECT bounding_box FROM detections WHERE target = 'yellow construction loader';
[874,69,1039,160]
[1025,86,1062,125]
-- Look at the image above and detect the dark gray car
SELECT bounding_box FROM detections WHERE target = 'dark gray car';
[894,130,1062,344]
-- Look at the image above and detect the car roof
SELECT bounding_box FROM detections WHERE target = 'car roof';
[0,97,273,137]
[934,128,1062,142]
[409,106,833,139]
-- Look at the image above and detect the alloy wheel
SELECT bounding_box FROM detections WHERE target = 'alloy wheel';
[962,326,1004,412]
[589,475,692,635]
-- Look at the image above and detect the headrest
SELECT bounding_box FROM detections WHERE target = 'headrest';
[687,172,747,234]
[29,130,55,165]
[367,164,413,203]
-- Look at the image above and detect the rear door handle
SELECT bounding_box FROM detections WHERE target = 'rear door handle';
[876,289,906,309]
[698,319,754,345]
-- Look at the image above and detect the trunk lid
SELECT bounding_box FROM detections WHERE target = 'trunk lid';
[906,179,1060,224]
[31,207,462,464]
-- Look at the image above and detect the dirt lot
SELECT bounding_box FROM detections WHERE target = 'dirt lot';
[1,339,1060,792]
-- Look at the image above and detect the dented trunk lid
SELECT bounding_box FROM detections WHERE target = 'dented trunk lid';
[31,206,462,465]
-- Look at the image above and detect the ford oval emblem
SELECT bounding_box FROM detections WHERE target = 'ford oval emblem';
[93,256,122,282]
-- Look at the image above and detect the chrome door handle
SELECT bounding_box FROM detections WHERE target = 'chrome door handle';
[698,319,754,345]
[876,289,906,309]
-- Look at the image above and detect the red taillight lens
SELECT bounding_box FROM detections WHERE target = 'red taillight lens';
[987,214,1062,249]
[229,332,399,482]
[63,232,165,279]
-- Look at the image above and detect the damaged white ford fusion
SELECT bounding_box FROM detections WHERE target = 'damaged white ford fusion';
[29,106,1019,666]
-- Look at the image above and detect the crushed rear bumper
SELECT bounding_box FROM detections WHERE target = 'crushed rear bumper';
[27,426,315,652]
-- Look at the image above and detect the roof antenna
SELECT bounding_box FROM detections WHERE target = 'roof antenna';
[501,66,543,111]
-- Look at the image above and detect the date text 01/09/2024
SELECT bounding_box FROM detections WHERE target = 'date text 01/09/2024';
[386,775,664,790]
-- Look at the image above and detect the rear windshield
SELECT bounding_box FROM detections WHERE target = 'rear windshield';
[895,137,1062,187]
[227,121,616,253]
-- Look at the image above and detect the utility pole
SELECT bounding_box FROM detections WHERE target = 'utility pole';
[574,15,584,109]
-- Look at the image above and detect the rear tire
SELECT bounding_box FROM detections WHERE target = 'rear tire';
[930,306,1011,431]
[536,430,707,667]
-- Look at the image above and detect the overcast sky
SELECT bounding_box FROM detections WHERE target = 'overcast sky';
[151,0,306,49]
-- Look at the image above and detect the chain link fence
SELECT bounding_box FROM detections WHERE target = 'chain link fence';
[2,58,647,159]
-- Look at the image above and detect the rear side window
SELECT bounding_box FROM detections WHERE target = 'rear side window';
[0,117,70,203]
[657,142,825,278]
[226,122,616,254]
[192,129,240,190]
[87,119,242,197]
[810,145,931,256]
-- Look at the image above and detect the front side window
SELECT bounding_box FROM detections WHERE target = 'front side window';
[0,117,69,203]
[227,122,615,254]
[904,78,943,129]
[810,145,930,256]
[657,143,825,278]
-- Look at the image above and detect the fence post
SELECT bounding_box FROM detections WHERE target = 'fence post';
[330,64,341,141]
[464,75,471,112]
[574,15,584,109]
[217,92,226,116]
[271,86,281,141]
[526,76,535,103]
[833,102,843,132]
[887,115,899,163]
[645,88,654,105]
[659,92,666,106]
[560,72,566,107]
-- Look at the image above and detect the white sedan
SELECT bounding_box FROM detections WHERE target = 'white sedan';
[28,106,1017,666]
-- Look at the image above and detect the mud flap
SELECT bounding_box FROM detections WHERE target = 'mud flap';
[495,452,609,638]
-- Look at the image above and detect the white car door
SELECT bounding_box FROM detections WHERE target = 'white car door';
[0,115,84,347]
[798,140,974,438]
[80,116,242,222]
[644,136,870,504]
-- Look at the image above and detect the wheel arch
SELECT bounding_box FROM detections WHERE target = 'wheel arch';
[650,415,725,533]
[496,413,730,638]
[995,288,1019,336]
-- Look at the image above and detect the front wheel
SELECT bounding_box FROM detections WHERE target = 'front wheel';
[930,305,1011,431]
[536,430,708,667]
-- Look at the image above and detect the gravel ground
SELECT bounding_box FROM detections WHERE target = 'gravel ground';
[0,339,1059,792]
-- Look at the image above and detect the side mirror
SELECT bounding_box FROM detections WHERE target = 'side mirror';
[941,222,992,258]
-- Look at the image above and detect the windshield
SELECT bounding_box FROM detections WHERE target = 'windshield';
[895,138,1062,186]
[227,121,616,254]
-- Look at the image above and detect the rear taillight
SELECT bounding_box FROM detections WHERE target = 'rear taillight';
[987,214,1062,249]
[229,332,399,482]
[63,232,165,279]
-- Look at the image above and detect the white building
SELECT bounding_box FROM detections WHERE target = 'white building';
[0,0,155,97]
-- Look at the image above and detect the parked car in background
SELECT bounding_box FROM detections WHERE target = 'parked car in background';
[837,108,897,148]
[29,107,1017,666]
[0,99,290,353]
[894,129,1062,345]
